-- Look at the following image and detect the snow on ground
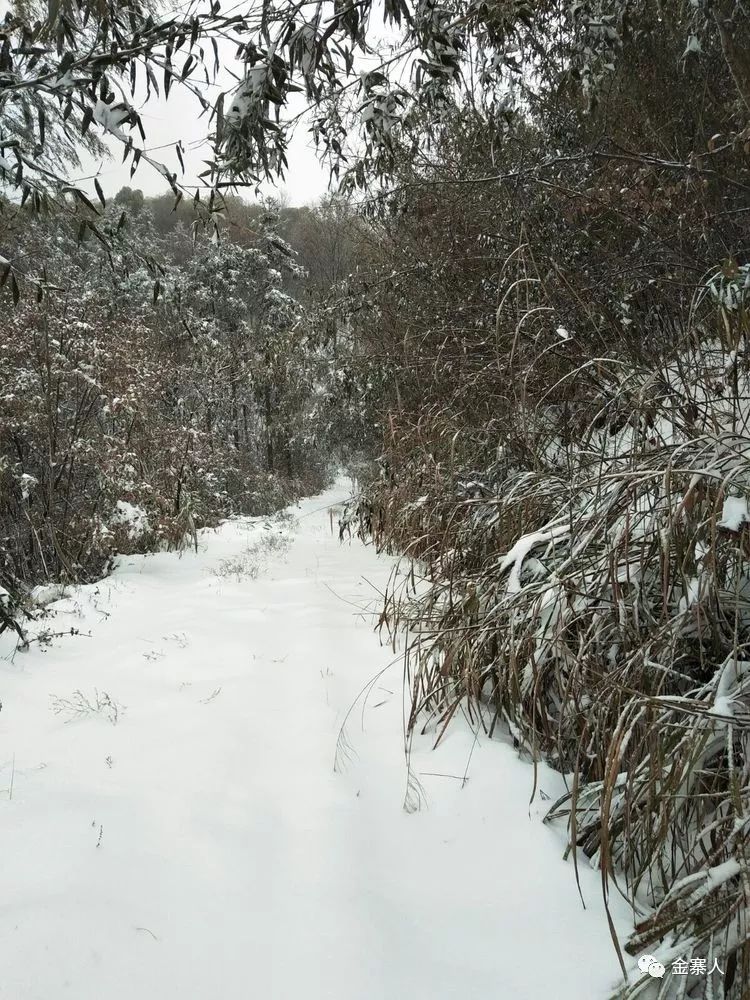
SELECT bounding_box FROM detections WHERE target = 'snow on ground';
[0,481,634,1000]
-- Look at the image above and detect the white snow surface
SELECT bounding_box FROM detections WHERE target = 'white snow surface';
[29,583,70,607]
[718,494,750,532]
[0,482,633,1000]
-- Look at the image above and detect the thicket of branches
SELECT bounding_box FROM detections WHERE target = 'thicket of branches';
[0,191,377,630]
[329,7,750,999]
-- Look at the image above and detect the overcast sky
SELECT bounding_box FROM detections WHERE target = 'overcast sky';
[72,48,333,207]
[65,2,405,209]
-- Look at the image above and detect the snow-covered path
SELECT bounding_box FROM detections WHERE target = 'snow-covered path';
[0,483,632,1000]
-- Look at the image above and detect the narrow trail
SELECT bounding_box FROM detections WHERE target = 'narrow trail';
[0,482,632,1000]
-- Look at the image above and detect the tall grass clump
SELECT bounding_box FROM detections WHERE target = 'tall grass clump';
[351,271,750,995]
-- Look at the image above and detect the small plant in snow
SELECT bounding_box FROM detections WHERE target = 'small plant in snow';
[213,531,291,581]
[50,689,122,725]
[214,551,263,581]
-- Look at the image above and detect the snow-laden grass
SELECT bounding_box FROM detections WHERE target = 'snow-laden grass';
[0,483,630,1000]
[356,330,750,997]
